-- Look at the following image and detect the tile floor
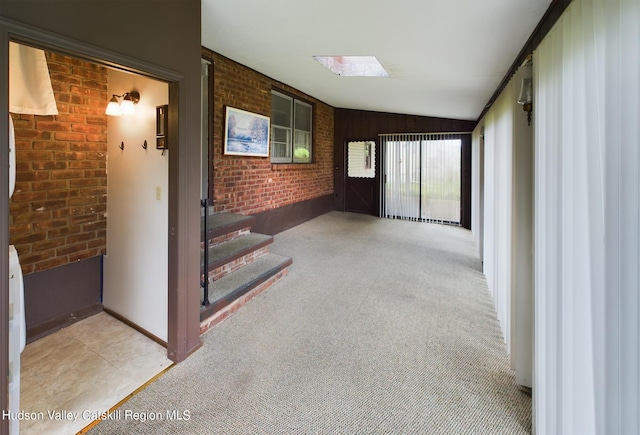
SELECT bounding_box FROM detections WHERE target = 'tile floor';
[18,312,173,435]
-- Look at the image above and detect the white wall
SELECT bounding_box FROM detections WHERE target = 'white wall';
[103,69,169,342]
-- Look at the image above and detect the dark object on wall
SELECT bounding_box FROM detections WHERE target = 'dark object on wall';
[156,104,169,150]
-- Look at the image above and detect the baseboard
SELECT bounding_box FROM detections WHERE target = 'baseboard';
[252,194,334,235]
[103,308,167,348]
[26,303,103,344]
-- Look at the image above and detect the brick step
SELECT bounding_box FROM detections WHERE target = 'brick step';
[201,212,256,245]
[201,232,273,281]
[200,253,292,325]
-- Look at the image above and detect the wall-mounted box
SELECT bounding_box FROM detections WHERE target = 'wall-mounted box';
[156,105,169,150]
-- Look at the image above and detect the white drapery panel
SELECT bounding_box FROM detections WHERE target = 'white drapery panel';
[472,60,534,389]
[477,85,514,354]
[534,0,639,433]
[383,135,421,220]
[381,133,462,224]
[603,1,640,433]
[471,129,483,261]
[9,42,58,115]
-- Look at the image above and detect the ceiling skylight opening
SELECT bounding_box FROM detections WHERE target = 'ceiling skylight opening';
[314,56,389,78]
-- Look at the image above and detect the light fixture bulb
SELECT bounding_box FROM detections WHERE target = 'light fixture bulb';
[105,90,140,116]
[120,91,140,115]
[120,96,135,115]
[105,95,121,116]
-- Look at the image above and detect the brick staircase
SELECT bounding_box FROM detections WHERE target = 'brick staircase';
[200,212,292,334]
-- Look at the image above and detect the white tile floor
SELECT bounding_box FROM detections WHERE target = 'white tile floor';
[18,312,173,435]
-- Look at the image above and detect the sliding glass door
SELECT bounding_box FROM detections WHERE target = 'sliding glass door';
[381,133,464,225]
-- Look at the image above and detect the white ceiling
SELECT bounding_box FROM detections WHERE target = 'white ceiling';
[202,0,551,121]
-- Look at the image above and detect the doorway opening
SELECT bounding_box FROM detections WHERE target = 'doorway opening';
[381,133,466,225]
[8,40,173,434]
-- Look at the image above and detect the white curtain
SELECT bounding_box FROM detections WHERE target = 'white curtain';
[471,129,482,259]
[534,0,640,433]
[9,41,58,115]
[473,60,535,389]
[8,42,58,199]
[421,136,461,224]
[476,82,514,354]
[383,135,421,220]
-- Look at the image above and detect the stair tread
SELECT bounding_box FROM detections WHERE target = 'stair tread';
[202,253,291,306]
[201,232,272,269]
[202,212,255,236]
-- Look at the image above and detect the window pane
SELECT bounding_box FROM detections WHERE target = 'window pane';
[272,126,290,143]
[271,126,291,161]
[272,93,292,127]
[293,130,311,162]
[348,141,375,178]
[271,91,313,164]
[294,101,312,131]
[273,143,289,158]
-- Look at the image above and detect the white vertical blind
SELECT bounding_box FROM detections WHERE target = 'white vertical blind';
[472,59,535,390]
[383,135,421,220]
[604,1,640,433]
[533,0,640,433]
[477,85,514,354]
[471,129,484,261]
[421,135,461,224]
[381,133,463,225]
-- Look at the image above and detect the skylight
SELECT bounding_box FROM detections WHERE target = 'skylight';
[314,56,389,78]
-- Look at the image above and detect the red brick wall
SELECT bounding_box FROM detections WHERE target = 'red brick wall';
[9,52,108,275]
[207,50,334,215]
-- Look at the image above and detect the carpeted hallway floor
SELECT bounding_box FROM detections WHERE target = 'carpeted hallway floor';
[89,211,531,434]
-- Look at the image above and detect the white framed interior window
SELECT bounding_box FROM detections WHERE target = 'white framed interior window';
[271,90,312,163]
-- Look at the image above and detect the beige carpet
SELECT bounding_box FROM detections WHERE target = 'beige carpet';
[89,211,531,434]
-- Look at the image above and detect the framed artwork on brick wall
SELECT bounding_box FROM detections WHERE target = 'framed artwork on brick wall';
[223,106,270,157]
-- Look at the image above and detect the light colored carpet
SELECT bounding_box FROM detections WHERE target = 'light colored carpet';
[89,211,531,434]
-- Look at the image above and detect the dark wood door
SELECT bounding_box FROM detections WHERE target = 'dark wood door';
[345,140,377,215]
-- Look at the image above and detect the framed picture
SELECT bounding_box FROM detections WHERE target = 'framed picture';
[224,106,270,157]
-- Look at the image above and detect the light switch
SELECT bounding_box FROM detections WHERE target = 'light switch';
[156,186,162,200]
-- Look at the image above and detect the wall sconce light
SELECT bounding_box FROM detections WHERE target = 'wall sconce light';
[105,90,140,116]
[517,77,533,126]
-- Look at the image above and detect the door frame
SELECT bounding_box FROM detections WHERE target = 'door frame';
[0,20,199,425]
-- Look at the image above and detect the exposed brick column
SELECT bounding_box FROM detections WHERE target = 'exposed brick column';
[9,52,108,275]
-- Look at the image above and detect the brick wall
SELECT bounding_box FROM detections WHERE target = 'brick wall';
[207,50,334,215]
[9,52,108,275]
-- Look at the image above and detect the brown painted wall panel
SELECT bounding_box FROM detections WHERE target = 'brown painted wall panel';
[334,108,476,228]
[24,255,102,342]
[252,194,334,235]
